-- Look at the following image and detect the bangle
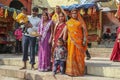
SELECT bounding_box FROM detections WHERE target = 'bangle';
[64,40,67,43]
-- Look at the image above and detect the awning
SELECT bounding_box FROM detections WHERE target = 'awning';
[61,3,98,11]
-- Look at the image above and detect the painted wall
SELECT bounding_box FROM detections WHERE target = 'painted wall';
[0,0,32,14]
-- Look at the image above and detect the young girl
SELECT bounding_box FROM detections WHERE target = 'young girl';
[14,27,22,54]
[53,38,67,75]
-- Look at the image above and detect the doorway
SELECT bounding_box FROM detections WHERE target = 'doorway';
[9,0,24,10]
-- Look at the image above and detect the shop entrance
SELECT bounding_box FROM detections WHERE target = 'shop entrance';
[9,0,24,10]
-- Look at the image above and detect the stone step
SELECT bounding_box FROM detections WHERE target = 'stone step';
[0,56,120,79]
[88,48,113,57]
[0,65,119,80]
[0,54,38,68]
[0,75,24,80]
[86,58,120,79]
[0,65,25,79]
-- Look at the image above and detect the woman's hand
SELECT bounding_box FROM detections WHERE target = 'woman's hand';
[82,40,86,46]
[48,38,52,45]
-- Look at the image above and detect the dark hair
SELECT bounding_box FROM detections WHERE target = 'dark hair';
[32,7,39,12]
[71,8,78,13]
[58,38,64,44]
[21,7,27,11]
[42,11,49,18]
[116,27,118,30]
[58,12,65,16]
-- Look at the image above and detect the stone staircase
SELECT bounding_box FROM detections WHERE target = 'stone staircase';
[0,50,119,80]
[88,48,113,58]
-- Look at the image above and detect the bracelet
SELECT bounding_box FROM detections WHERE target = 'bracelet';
[64,40,67,43]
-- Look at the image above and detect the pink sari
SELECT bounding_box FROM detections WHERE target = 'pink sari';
[38,19,52,71]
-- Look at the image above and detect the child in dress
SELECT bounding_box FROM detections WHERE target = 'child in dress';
[53,38,67,75]
[14,27,22,54]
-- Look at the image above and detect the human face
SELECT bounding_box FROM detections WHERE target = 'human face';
[56,6,61,14]
[42,13,49,21]
[64,10,70,16]
[22,10,27,14]
[71,10,78,19]
[32,11,38,17]
[59,13,65,22]
[57,40,63,46]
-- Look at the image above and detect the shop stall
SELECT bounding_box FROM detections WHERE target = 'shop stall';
[0,4,20,53]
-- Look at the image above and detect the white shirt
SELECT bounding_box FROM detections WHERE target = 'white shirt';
[25,15,40,37]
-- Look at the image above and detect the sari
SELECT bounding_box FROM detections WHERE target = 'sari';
[52,13,59,23]
[65,18,87,76]
[110,27,120,61]
[38,19,52,71]
[53,22,66,48]
[52,22,66,71]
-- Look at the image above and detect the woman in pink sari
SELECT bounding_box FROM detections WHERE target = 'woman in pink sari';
[38,12,54,71]
[110,27,120,62]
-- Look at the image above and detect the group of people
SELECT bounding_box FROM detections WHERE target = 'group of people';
[14,6,89,76]
[13,4,120,77]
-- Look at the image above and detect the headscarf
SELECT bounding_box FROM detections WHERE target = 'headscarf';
[38,12,52,42]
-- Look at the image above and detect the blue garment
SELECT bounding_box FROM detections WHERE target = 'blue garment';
[53,60,65,74]
[22,35,36,65]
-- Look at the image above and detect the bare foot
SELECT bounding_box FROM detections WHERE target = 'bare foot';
[20,67,26,70]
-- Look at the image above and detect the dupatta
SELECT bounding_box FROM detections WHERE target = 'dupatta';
[38,18,52,43]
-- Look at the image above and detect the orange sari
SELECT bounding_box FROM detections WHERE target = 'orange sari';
[65,18,87,76]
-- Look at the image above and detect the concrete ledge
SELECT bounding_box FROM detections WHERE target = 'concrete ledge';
[0,58,38,69]
[0,65,25,79]
[86,58,120,78]
[88,48,113,57]
[0,65,119,80]
[0,57,120,79]
[0,75,24,80]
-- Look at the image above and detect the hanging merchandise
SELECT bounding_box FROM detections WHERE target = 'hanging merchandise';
[13,10,17,20]
[0,7,4,17]
[4,9,8,18]
[92,6,96,14]
[87,8,92,15]
[80,8,85,15]
[115,5,120,19]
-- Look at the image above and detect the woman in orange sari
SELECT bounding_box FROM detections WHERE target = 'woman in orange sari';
[63,8,87,76]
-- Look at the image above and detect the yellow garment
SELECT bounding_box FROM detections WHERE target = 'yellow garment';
[4,9,8,18]
[16,13,28,23]
[80,9,85,15]
[13,10,17,20]
[87,8,92,15]
[52,13,58,23]
[65,18,87,76]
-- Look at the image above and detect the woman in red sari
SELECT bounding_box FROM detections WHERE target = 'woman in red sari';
[110,27,120,62]
[53,12,66,50]
[52,12,66,72]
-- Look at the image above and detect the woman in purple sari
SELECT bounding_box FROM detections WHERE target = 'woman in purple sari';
[38,12,54,71]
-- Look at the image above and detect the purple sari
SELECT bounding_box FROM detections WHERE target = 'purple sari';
[38,19,52,71]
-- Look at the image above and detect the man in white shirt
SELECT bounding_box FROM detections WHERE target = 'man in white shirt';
[21,7,40,70]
